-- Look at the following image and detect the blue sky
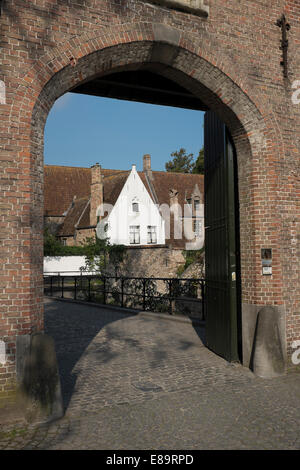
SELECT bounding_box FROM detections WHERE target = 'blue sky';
[44,92,204,172]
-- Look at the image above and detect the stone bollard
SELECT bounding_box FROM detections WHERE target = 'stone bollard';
[252,306,285,378]
[16,333,64,424]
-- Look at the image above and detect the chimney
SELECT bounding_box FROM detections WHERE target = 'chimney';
[143,154,151,172]
[143,153,154,182]
[90,163,103,227]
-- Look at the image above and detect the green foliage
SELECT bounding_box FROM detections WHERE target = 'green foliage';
[44,229,102,257]
[182,247,205,271]
[192,148,204,175]
[80,236,126,275]
[108,244,126,271]
[44,230,126,275]
[165,148,194,173]
[80,236,107,273]
[44,228,66,256]
[176,264,186,277]
[59,245,89,255]
[165,146,204,174]
[82,236,107,258]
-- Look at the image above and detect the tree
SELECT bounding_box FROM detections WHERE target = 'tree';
[192,147,204,174]
[165,148,194,173]
[80,235,126,276]
[165,147,205,174]
[44,227,64,256]
[80,236,108,274]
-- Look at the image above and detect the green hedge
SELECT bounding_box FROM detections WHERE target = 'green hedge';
[44,230,90,256]
[44,245,91,256]
[44,229,126,263]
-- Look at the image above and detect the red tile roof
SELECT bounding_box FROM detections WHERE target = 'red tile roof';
[44,165,90,216]
[58,197,90,237]
[44,165,131,216]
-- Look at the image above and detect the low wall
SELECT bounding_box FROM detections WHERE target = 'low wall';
[44,247,186,279]
[44,256,88,275]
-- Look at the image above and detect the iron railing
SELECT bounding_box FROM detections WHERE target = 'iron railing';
[44,274,205,321]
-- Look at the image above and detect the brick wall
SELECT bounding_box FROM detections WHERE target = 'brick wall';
[0,0,299,390]
[60,228,96,247]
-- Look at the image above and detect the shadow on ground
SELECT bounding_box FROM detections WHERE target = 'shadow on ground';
[44,300,137,412]
[44,299,206,414]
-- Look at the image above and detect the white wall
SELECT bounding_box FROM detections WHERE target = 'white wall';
[44,256,92,275]
[105,165,165,246]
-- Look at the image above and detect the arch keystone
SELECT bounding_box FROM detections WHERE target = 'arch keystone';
[152,24,181,45]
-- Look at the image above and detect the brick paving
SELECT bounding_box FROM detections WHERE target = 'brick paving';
[0,298,300,450]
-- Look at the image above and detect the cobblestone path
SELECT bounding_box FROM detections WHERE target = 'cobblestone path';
[0,298,300,450]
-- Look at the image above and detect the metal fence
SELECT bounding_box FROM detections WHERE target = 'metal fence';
[44,274,205,321]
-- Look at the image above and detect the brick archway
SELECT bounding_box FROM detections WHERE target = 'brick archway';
[32,35,284,360]
[1,13,298,393]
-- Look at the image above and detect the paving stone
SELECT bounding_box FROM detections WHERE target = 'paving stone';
[0,298,299,450]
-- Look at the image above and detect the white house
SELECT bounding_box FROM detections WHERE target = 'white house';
[97,165,165,246]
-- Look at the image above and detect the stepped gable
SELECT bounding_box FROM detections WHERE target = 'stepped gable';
[148,171,204,249]
[151,171,204,207]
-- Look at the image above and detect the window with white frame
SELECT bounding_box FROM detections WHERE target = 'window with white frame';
[147,226,157,244]
[129,225,140,244]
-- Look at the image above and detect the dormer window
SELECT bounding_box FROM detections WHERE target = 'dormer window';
[132,202,139,212]
[194,199,200,212]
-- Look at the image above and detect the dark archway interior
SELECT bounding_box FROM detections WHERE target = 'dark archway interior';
[72,69,208,112]
[67,59,245,144]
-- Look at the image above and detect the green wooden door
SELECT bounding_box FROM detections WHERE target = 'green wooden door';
[204,111,241,363]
